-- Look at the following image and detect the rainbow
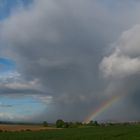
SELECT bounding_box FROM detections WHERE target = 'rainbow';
[84,94,123,123]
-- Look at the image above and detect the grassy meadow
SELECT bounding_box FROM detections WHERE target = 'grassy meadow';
[0,125,140,140]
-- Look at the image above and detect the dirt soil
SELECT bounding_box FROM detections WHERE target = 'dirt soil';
[0,124,57,131]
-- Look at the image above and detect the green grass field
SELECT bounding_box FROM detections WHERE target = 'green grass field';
[0,125,140,140]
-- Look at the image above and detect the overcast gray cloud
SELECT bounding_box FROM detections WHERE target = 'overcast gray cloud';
[0,0,140,122]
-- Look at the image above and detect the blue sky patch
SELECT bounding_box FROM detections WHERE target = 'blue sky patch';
[0,0,33,20]
[0,58,15,73]
[0,96,47,121]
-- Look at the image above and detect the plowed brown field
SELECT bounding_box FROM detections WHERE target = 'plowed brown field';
[0,124,56,131]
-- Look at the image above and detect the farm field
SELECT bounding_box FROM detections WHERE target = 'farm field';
[0,124,57,132]
[0,125,140,140]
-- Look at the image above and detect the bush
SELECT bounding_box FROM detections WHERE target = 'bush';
[56,119,65,128]
[26,129,31,131]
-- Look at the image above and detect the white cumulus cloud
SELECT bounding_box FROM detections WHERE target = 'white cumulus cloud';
[100,25,140,78]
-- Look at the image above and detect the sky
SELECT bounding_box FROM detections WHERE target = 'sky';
[0,0,140,122]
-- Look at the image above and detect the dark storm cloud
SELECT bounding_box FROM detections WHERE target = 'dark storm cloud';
[0,87,43,95]
[0,0,140,121]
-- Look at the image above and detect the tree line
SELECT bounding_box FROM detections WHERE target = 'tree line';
[43,120,99,128]
[43,120,140,128]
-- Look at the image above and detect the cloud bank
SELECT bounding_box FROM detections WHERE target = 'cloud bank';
[0,0,140,122]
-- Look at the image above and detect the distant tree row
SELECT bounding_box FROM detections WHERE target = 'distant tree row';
[43,119,100,128]
[55,119,99,128]
[42,120,140,128]
[43,119,140,128]
[56,119,84,128]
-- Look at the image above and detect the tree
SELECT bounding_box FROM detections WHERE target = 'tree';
[88,120,99,126]
[89,120,94,126]
[56,119,65,128]
[94,121,99,126]
[43,121,48,127]
[63,122,69,128]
